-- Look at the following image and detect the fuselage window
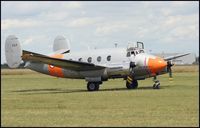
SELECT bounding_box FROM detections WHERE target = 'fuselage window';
[97,56,101,62]
[87,57,92,63]
[107,55,111,61]
[78,58,82,62]
[126,52,130,57]
[131,51,135,56]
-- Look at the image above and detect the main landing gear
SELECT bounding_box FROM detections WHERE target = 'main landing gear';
[87,82,102,91]
[126,62,138,89]
[126,75,138,89]
[153,76,160,89]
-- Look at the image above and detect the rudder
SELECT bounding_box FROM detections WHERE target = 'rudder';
[5,35,22,68]
[53,35,70,54]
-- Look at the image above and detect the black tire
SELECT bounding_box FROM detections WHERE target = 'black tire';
[95,83,100,90]
[153,83,160,89]
[153,84,156,89]
[87,82,99,91]
[126,80,138,89]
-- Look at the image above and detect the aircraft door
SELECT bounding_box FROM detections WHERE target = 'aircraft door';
[126,51,135,62]
[124,51,135,71]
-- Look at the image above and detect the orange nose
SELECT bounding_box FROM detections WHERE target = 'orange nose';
[148,57,167,75]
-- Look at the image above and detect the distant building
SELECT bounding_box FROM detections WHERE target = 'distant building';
[153,53,196,65]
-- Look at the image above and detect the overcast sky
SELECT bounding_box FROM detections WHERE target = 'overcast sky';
[1,1,199,64]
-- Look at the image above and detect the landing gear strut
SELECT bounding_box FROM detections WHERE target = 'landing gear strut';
[126,76,138,89]
[87,82,100,91]
[153,76,160,89]
[126,62,138,89]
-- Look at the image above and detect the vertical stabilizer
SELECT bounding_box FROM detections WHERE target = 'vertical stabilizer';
[53,35,70,54]
[5,35,22,68]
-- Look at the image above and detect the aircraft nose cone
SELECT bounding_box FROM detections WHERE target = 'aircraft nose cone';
[148,57,167,74]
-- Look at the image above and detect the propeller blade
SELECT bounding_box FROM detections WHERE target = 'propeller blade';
[169,67,172,78]
[167,61,173,78]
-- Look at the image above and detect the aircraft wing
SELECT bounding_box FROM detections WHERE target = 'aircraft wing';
[164,53,190,61]
[22,50,105,71]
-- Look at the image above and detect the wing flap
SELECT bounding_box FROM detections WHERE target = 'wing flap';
[22,50,105,71]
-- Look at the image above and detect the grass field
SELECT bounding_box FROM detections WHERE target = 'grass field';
[1,66,199,127]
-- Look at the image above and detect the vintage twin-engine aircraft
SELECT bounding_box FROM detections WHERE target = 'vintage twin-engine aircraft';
[5,35,190,91]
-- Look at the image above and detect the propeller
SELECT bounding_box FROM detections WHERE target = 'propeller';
[167,61,174,78]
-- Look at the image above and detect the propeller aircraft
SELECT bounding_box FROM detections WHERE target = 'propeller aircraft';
[5,35,190,91]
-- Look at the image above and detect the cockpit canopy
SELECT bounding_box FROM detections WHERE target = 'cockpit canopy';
[126,48,145,57]
[126,42,145,57]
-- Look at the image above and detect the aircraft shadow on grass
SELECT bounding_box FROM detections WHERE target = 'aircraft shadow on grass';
[11,85,171,95]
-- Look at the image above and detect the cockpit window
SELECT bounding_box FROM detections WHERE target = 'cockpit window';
[131,51,135,56]
[140,50,144,53]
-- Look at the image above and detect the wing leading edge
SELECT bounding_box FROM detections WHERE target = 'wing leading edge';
[164,53,190,61]
[22,50,105,71]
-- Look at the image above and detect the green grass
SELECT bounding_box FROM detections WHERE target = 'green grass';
[1,71,199,127]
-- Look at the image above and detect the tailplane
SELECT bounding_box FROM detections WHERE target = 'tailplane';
[5,35,22,68]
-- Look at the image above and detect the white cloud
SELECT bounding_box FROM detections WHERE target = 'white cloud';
[17,35,49,48]
[1,1,54,19]
[171,25,198,40]
[68,17,99,27]
[162,14,199,33]
[38,11,69,21]
[23,37,33,45]
[61,1,82,9]
[1,19,43,30]
[1,1,199,64]
[95,22,128,36]
[161,8,173,16]
[171,1,193,7]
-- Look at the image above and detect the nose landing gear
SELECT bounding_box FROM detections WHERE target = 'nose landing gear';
[153,76,160,89]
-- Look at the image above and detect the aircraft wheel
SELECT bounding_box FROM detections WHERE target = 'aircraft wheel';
[126,80,138,89]
[87,82,99,91]
[153,81,160,89]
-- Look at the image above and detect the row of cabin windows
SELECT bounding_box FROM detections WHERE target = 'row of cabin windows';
[77,55,111,63]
